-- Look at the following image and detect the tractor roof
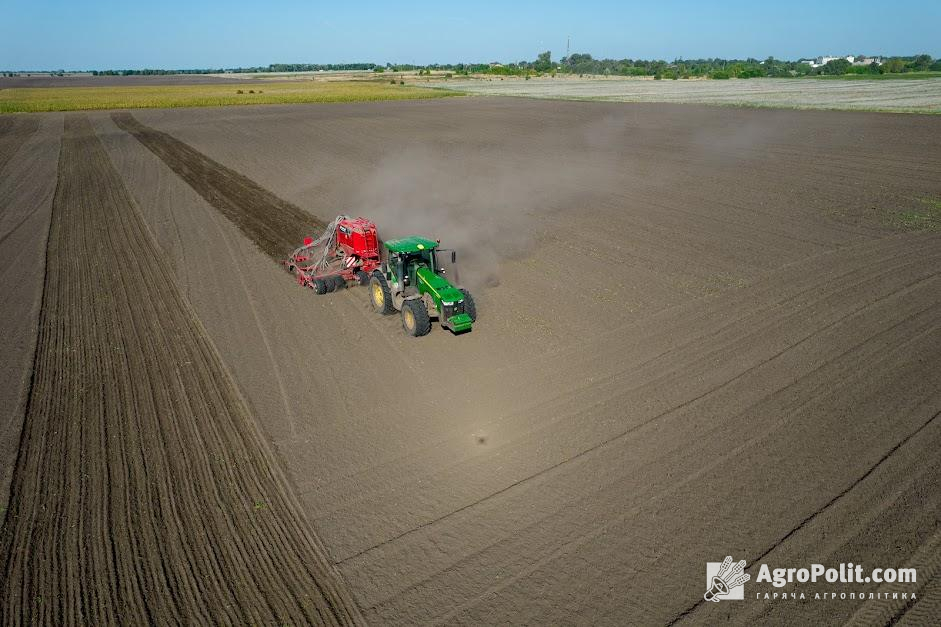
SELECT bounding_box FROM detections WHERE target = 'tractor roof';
[384,236,438,254]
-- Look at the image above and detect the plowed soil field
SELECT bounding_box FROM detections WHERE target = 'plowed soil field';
[1,97,940,624]
[0,114,359,625]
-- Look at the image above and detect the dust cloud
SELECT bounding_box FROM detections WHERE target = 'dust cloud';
[352,118,627,291]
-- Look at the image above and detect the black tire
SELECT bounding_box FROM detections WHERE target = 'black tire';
[324,277,336,293]
[313,278,328,295]
[460,288,477,322]
[401,299,431,336]
[355,270,370,286]
[369,274,395,315]
[333,275,346,290]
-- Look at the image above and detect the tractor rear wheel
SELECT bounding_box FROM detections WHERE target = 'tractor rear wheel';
[313,278,328,295]
[401,299,431,336]
[461,288,477,321]
[355,270,370,286]
[369,274,395,315]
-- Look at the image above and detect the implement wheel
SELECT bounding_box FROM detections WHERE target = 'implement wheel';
[401,299,431,337]
[313,278,328,295]
[355,270,370,286]
[369,273,394,315]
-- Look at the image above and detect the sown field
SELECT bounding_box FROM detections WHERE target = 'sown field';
[430,76,941,113]
[0,80,458,113]
[1,97,940,623]
[0,113,361,624]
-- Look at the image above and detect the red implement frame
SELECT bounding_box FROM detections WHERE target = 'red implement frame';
[283,216,382,289]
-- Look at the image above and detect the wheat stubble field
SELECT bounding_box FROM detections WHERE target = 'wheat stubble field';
[433,76,941,113]
[1,97,939,624]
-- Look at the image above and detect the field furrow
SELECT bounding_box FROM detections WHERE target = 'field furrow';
[3,97,939,623]
[0,117,41,175]
[0,114,361,625]
[111,111,322,260]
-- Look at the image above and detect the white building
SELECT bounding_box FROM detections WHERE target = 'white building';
[806,55,883,68]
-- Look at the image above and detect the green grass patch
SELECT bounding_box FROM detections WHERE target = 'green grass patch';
[0,80,461,113]
[883,197,941,231]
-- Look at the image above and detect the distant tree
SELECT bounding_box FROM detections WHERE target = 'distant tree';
[820,58,851,75]
[912,54,933,71]
[533,51,552,72]
[882,58,906,73]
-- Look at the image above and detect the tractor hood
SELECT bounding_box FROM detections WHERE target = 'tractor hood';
[416,266,464,303]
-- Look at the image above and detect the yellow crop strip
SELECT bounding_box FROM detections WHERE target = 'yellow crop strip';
[0,81,460,113]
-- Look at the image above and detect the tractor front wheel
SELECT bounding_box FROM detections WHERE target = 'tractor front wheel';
[369,274,395,315]
[401,299,431,336]
[461,288,477,322]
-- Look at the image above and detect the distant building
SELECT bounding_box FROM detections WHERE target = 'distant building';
[811,56,849,67]
[806,55,883,68]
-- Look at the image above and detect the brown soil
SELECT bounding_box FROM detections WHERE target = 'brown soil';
[2,98,940,623]
[112,111,323,260]
[0,114,360,624]
[0,114,59,513]
[0,116,40,174]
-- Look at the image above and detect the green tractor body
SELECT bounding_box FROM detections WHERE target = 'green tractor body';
[369,236,475,336]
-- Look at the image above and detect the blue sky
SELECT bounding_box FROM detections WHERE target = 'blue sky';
[3,0,939,70]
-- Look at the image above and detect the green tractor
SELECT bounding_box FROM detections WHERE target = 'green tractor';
[368,236,476,336]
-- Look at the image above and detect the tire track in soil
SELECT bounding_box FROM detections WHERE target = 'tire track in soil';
[110,111,323,261]
[0,116,41,176]
[0,114,362,625]
[668,408,941,626]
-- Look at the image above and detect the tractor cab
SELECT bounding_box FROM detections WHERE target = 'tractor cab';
[385,237,438,291]
[370,236,476,336]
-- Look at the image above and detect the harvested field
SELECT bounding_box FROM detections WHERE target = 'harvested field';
[2,97,940,623]
[433,76,941,113]
[0,114,360,624]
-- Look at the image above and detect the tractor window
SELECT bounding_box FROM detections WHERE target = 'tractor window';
[435,249,458,280]
[394,255,405,284]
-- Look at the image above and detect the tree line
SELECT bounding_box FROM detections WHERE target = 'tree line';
[24,53,940,79]
[377,52,941,79]
[548,52,940,79]
[91,63,377,76]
